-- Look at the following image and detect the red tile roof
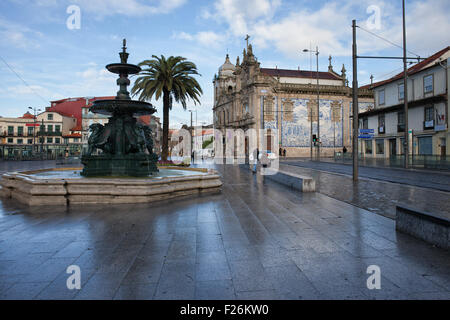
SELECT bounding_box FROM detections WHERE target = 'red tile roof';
[193,129,214,136]
[48,96,115,125]
[20,112,35,119]
[63,133,82,138]
[360,46,450,89]
[260,68,342,80]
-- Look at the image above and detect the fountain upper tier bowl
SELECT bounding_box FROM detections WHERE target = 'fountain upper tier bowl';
[90,99,156,116]
[106,63,141,75]
[0,167,222,206]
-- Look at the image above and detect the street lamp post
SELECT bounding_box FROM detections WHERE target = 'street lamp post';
[28,107,41,157]
[303,47,320,160]
[188,110,197,159]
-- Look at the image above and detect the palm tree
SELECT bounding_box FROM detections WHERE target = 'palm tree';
[131,55,202,161]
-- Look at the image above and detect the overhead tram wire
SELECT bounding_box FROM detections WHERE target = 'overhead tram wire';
[356,25,421,58]
[359,66,405,86]
[356,25,422,87]
[0,54,49,105]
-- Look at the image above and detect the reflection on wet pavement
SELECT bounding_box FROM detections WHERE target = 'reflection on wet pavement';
[0,162,449,300]
[280,163,450,220]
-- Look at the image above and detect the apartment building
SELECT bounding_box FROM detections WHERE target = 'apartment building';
[359,47,449,158]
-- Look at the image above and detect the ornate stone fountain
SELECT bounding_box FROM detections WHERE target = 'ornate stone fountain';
[0,40,223,206]
[81,39,158,177]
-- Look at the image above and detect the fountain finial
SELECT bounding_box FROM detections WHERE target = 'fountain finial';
[120,38,129,64]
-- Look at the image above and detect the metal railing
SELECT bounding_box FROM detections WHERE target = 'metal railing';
[334,152,450,170]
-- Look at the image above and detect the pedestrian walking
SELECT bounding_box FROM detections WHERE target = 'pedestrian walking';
[251,148,258,173]
[283,148,286,158]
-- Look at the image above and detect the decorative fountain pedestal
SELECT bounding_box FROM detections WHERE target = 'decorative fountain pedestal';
[81,39,158,177]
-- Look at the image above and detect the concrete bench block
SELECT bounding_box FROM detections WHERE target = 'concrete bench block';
[396,205,449,250]
[264,169,315,192]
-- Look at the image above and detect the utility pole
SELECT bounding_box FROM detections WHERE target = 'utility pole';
[352,19,359,181]
[402,0,409,168]
[189,110,193,159]
[303,47,320,160]
[315,46,320,160]
[352,8,423,175]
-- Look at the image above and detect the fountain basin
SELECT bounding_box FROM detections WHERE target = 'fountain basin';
[0,167,222,206]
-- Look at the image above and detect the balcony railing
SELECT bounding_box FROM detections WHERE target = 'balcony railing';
[37,131,62,136]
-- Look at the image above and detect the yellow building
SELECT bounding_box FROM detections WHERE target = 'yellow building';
[0,110,78,159]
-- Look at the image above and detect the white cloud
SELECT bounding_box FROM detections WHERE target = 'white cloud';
[72,0,187,17]
[0,17,43,49]
[205,0,280,36]
[173,31,226,48]
[406,0,450,55]
[203,0,450,59]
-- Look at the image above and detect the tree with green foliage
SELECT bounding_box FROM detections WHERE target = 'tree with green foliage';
[131,55,202,161]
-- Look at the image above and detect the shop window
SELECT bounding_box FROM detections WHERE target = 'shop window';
[376,139,384,154]
[365,140,373,154]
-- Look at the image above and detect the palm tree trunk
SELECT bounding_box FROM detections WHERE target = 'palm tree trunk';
[161,88,170,161]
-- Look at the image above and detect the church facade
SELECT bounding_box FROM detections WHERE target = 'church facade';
[213,42,374,157]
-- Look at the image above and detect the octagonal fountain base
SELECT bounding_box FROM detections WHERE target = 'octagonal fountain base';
[0,167,222,206]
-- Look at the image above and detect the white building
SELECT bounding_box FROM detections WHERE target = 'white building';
[359,46,449,158]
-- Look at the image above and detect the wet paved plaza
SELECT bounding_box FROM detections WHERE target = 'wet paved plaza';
[0,162,449,299]
[280,161,450,220]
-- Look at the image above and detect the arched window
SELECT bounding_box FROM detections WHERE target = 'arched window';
[228,86,233,93]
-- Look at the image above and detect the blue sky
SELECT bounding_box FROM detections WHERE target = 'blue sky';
[0,0,449,127]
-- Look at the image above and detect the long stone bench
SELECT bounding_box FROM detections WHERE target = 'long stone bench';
[264,169,315,192]
[396,205,449,250]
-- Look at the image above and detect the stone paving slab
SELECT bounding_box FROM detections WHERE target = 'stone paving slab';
[0,162,448,300]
